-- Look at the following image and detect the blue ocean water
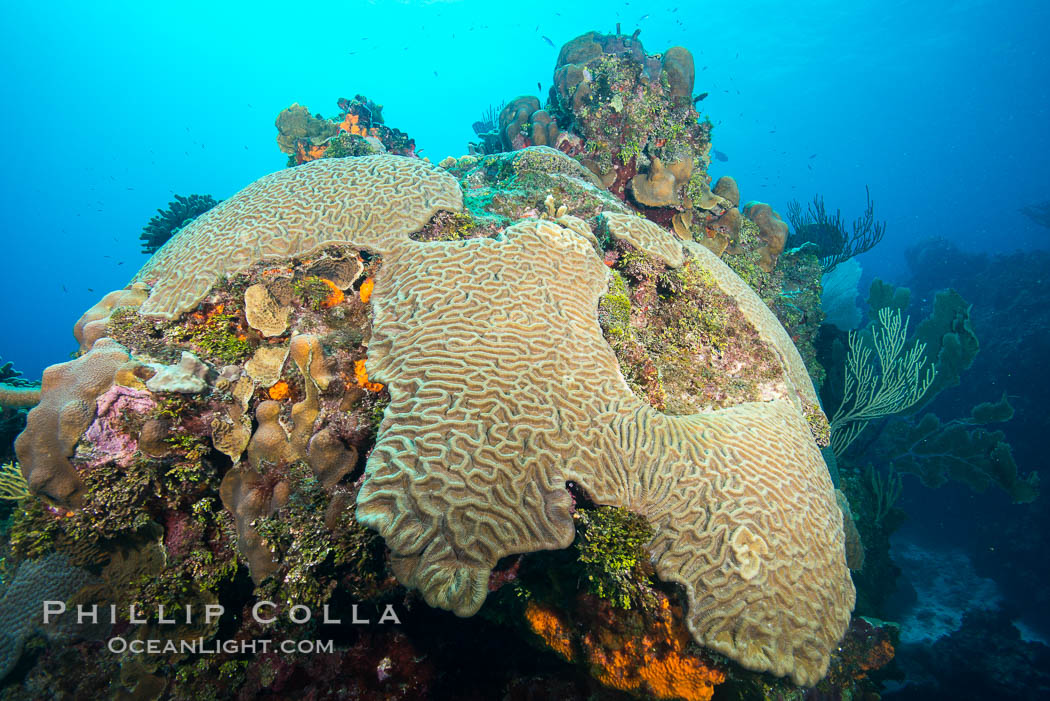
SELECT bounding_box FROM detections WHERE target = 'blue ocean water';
[2,0,1049,696]
[2,0,1047,378]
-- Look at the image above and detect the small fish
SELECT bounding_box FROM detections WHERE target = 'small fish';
[542,36,554,47]
[713,150,728,162]
[537,81,542,91]
[693,92,708,102]
[62,285,68,293]
[702,66,708,70]
[768,130,776,133]
[117,262,124,266]
[639,13,649,20]
[433,70,438,77]
[808,153,817,159]
[87,288,94,292]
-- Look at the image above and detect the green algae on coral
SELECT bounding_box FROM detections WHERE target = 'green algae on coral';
[172,311,252,364]
[574,506,656,611]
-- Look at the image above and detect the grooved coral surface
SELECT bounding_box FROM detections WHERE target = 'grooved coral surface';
[132,156,463,320]
[0,553,97,680]
[356,217,853,686]
[602,212,685,268]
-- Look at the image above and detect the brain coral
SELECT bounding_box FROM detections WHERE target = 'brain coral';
[34,153,851,686]
[0,553,97,680]
[356,214,853,686]
[132,155,462,319]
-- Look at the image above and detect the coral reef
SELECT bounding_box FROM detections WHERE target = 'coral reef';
[833,280,1039,500]
[11,146,851,690]
[828,305,937,456]
[275,95,415,165]
[0,460,29,500]
[526,592,727,701]
[741,201,789,272]
[902,238,1050,625]
[892,608,1050,700]
[14,337,130,505]
[131,156,461,320]
[872,394,1038,503]
[0,358,38,463]
[139,194,219,255]
[468,101,505,155]
[0,357,40,415]
[0,29,890,698]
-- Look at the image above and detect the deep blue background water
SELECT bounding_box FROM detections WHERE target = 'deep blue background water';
[2,0,1047,379]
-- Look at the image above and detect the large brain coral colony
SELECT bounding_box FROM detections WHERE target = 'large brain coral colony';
[2,29,896,699]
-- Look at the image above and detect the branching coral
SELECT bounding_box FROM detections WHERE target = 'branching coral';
[468,101,506,155]
[830,307,937,456]
[0,460,29,500]
[787,187,885,273]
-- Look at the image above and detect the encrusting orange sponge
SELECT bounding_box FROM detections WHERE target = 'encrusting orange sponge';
[267,381,291,400]
[318,278,344,308]
[354,359,384,392]
[582,594,725,701]
[359,278,375,304]
[524,602,575,662]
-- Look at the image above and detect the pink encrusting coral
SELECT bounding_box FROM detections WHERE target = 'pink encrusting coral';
[81,385,155,469]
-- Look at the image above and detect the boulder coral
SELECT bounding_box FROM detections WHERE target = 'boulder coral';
[742,201,790,272]
[14,338,130,505]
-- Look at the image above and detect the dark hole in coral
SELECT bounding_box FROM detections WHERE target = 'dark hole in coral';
[565,480,597,512]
